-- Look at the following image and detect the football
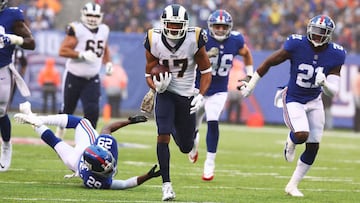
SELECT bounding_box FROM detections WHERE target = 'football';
[151,64,170,80]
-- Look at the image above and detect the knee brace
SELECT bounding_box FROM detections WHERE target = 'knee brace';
[300,143,319,165]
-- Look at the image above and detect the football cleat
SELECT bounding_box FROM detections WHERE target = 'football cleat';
[285,184,304,197]
[284,135,296,162]
[19,101,35,115]
[202,159,215,181]
[188,132,199,163]
[162,182,176,201]
[14,113,43,127]
[0,142,12,172]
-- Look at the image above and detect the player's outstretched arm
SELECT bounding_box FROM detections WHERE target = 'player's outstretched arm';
[100,115,148,134]
[110,164,160,190]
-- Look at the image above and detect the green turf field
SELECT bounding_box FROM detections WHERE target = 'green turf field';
[1,116,359,203]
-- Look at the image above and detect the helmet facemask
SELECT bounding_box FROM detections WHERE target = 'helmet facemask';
[81,3,103,30]
[0,0,8,12]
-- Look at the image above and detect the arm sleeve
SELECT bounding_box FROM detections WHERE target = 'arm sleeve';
[110,176,138,190]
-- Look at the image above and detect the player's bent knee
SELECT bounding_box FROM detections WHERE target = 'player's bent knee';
[300,143,319,165]
[294,131,309,144]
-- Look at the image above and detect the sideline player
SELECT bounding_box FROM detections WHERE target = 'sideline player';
[57,2,113,136]
[14,105,160,190]
[193,9,254,181]
[0,0,36,171]
[143,4,212,201]
[240,15,346,197]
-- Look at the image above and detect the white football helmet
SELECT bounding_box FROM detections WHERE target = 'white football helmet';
[0,0,8,12]
[307,15,335,47]
[80,2,103,29]
[161,4,189,40]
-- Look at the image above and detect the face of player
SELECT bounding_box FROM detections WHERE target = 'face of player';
[166,22,183,36]
[212,24,230,37]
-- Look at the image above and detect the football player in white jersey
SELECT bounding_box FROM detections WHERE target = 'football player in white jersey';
[57,2,113,136]
[0,0,36,171]
[143,4,212,201]
[240,15,346,197]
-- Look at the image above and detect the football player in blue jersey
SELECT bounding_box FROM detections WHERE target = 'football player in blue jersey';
[143,4,212,201]
[0,0,35,171]
[14,109,160,190]
[240,15,346,197]
[192,9,254,181]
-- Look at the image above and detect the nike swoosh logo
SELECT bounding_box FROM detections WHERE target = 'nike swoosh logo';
[0,163,5,168]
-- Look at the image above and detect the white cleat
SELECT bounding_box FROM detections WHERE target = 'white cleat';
[202,159,215,181]
[188,132,199,163]
[162,182,176,201]
[19,101,35,115]
[285,184,304,197]
[284,135,296,162]
[14,113,43,127]
[55,126,66,138]
[0,142,12,172]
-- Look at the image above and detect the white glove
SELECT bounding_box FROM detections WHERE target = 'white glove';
[207,47,219,57]
[190,94,204,114]
[0,34,11,48]
[315,71,326,86]
[105,62,113,75]
[239,81,253,98]
[6,34,24,45]
[78,50,97,63]
[153,72,172,93]
[239,71,261,98]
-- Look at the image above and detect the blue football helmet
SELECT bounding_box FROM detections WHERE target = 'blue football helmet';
[83,145,115,177]
[161,4,189,40]
[207,9,233,41]
[307,15,335,47]
[0,0,7,12]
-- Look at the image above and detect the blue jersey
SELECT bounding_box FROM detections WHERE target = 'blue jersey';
[0,7,25,67]
[196,30,245,96]
[284,34,346,104]
[78,134,118,189]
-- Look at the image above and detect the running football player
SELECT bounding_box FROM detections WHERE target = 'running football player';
[143,4,212,201]
[240,15,346,197]
[0,0,36,171]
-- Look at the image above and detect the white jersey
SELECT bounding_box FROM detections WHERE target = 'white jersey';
[145,27,207,97]
[65,22,109,78]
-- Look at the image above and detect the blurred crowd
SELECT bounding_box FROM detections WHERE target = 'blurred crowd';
[9,0,360,53]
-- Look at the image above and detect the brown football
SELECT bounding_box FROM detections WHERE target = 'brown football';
[151,64,170,80]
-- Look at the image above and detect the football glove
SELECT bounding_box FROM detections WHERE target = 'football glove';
[207,47,219,57]
[0,34,11,48]
[128,115,147,124]
[190,94,204,114]
[238,72,261,98]
[147,164,161,178]
[153,72,171,93]
[140,88,155,114]
[78,50,97,62]
[315,71,326,86]
[105,62,113,76]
